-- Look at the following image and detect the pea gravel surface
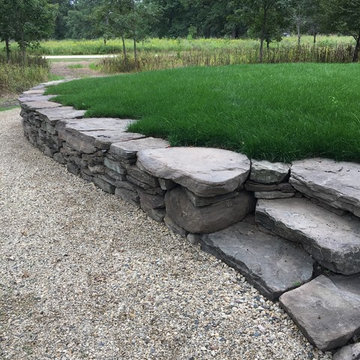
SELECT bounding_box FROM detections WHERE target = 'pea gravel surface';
[0,109,332,360]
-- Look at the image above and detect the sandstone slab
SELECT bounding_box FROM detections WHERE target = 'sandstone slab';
[165,187,255,234]
[200,222,314,300]
[21,101,61,110]
[250,160,290,184]
[333,343,360,360]
[137,147,250,197]
[280,275,360,351]
[290,158,360,217]
[256,198,360,275]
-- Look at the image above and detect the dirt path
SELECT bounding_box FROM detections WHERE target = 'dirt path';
[50,60,105,79]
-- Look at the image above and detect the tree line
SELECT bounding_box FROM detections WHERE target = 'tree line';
[1,0,360,62]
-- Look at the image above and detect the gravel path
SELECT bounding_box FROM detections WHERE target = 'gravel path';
[0,109,331,360]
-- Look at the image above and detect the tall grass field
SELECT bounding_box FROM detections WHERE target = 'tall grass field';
[46,63,360,163]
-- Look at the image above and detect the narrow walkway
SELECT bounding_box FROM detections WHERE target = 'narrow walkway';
[0,109,330,359]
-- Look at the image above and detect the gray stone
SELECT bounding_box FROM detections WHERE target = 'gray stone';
[66,163,80,175]
[187,234,201,245]
[290,158,360,217]
[142,207,166,222]
[53,152,66,165]
[137,147,250,197]
[104,168,126,182]
[250,160,290,184]
[59,131,97,154]
[164,215,188,237]
[256,198,360,275]
[138,191,165,210]
[159,178,177,191]
[279,274,360,351]
[23,89,45,95]
[127,166,159,188]
[185,189,238,207]
[93,177,115,194]
[38,107,85,123]
[245,181,294,193]
[21,101,61,111]
[115,187,140,206]
[255,191,295,199]
[333,343,360,360]
[165,187,255,234]
[104,158,127,175]
[18,95,54,102]
[110,137,170,160]
[62,118,145,150]
[201,222,314,300]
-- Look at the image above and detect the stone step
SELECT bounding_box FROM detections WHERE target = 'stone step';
[290,158,360,217]
[137,147,250,197]
[279,274,360,351]
[256,198,360,275]
[333,343,360,360]
[200,222,314,300]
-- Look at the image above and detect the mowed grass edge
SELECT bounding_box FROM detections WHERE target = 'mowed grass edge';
[46,63,360,163]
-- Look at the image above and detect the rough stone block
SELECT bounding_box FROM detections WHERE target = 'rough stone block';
[250,160,290,184]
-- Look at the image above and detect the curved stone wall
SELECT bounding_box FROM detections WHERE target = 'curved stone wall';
[19,81,360,356]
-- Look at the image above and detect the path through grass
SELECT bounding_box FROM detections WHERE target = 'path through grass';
[47,63,360,163]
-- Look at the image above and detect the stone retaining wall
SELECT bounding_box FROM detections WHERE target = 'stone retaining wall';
[19,81,360,357]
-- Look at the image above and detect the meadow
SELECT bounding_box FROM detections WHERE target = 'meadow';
[46,63,360,163]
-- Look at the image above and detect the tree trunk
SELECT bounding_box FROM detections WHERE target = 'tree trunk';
[297,22,301,46]
[313,32,317,45]
[121,35,127,60]
[259,37,264,63]
[133,38,138,67]
[266,39,270,50]
[353,34,360,63]
[103,37,107,46]
[5,37,10,63]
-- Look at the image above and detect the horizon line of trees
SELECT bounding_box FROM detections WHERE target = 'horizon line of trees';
[1,0,360,63]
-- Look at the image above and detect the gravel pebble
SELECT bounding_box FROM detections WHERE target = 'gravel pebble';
[0,109,332,360]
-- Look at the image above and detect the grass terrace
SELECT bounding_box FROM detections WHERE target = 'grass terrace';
[46,63,360,163]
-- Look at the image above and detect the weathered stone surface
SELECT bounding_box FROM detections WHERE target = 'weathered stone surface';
[21,101,61,110]
[115,187,139,205]
[110,137,170,160]
[61,118,145,149]
[164,215,188,237]
[18,94,54,102]
[256,198,360,275]
[333,343,360,360]
[185,189,238,207]
[59,131,97,154]
[290,158,360,217]
[250,160,290,184]
[137,147,250,197]
[255,191,295,200]
[104,158,127,175]
[245,181,294,193]
[66,163,80,175]
[38,107,85,123]
[159,178,176,191]
[139,191,165,210]
[201,222,314,300]
[93,177,115,194]
[23,89,45,95]
[127,166,159,188]
[165,187,255,234]
[280,275,360,351]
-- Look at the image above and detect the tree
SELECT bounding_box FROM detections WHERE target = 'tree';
[11,0,57,62]
[0,0,15,61]
[324,0,360,62]
[238,0,291,62]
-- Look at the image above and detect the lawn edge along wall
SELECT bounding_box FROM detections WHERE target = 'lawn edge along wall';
[19,80,360,358]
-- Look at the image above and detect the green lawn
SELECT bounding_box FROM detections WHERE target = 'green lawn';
[46,63,360,163]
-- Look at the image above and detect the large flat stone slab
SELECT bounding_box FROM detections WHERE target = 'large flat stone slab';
[137,147,250,197]
[333,343,360,360]
[37,107,85,123]
[110,137,170,160]
[18,94,54,102]
[165,187,255,234]
[256,198,360,275]
[200,222,314,300]
[290,159,360,217]
[21,101,61,110]
[280,275,360,351]
[60,118,145,150]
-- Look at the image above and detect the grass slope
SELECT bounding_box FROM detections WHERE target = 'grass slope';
[47,63,360,163]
